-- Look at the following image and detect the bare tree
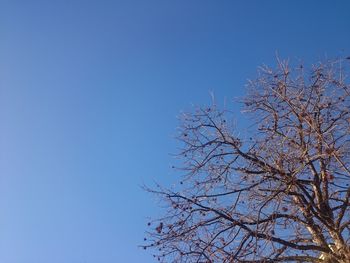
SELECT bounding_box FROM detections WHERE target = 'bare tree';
[144,58,350,262]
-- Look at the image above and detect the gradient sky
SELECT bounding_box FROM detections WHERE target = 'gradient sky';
[0,1,350,262]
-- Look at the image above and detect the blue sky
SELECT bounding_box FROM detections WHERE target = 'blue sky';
[0,1,349,262]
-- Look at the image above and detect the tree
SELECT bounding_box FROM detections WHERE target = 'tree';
[144,58,350,262]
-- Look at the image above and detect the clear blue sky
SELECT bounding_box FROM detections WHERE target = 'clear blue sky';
[0,1,349,262]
